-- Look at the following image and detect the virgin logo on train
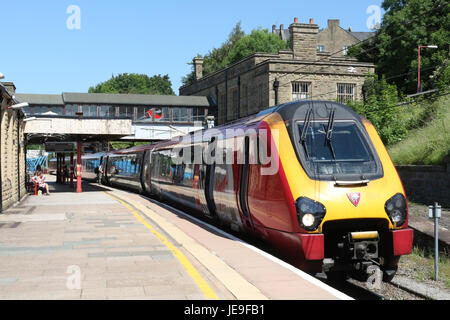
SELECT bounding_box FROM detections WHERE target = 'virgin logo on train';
[347,192,361,207]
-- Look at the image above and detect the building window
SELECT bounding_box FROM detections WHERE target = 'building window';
[317,45,325,52]
[82,105,98,117]
[241,84,248,117]
[64,104,78,116]
[100,105,116,118]
[191,108,205,123]
[152,107,168,122]
[337,83,356,103]
[136,106,147,121]
[231,87,238,120]
[34,106,49,115]
[258,83,264,110]
[292,82,311,100]
[119,106,133,119]
[219,93,226,123]
[172,107,188,122]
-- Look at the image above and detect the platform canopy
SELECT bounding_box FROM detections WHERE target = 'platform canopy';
[24,117,132,144]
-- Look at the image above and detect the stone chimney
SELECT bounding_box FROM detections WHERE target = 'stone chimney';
[328,19,340,30]
[193,57,204,80]
[289,17,319,60]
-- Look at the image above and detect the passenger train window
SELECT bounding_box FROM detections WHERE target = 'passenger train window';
[297,121,378,176]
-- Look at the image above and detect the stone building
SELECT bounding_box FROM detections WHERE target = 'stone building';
[0,82,27,212]
[273,19,375,56]
[179,18,375,125]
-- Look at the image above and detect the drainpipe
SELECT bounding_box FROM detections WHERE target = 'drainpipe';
[17,111,20,201]
[225,70,228,123]
[273,78,280,105]
[0,98,3,213]
[237,76,241,117]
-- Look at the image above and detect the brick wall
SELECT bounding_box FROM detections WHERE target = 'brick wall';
[396,162,450,207]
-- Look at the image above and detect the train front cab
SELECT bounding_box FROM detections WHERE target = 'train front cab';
[260,102,413,281]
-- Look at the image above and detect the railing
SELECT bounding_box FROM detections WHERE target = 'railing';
[26,155,48,173]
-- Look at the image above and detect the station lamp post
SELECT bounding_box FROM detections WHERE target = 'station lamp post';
[76,112,83,193]
[417,45,438,93]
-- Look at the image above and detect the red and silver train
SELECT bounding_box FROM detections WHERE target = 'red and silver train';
[57,101,414,281]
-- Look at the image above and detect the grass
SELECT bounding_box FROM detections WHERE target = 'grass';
[399,245,450,289]
[388,94,450,165]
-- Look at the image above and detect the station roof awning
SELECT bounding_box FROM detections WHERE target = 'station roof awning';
[15,92,213,108]
[15,93,64,106]
[25,117,132,144]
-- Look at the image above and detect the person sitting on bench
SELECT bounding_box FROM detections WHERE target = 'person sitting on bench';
[36,172,50,196]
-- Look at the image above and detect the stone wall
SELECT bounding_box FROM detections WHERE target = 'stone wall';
[1,82,27,212]
[316,19,360,56]
[396,162,450,208]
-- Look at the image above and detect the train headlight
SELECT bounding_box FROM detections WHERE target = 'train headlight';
[385,193,407,227]
[301,214,315,227]
[296,197,326,231]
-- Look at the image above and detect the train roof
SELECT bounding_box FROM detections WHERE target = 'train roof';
[273,100,362,122]
[103,101,364,155]
[107,143,156,155]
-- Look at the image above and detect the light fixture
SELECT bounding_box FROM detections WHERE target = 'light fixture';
[0,72,4,79]
[8,102,29,109]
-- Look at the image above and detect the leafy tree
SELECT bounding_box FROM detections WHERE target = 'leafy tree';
[182,23,288,86]
[348,74,407,145]
[226,28,289,65]
[89,73,175,95]
[182,22,245,86]
[349,0,449,94]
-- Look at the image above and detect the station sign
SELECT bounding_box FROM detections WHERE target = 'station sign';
[45,142,76,152]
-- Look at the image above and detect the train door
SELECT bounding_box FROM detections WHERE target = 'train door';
[238,136,254,231]
[197,139,217,219]
[141,150,152,194]
[102,156,109,185]
[205,162,217,218]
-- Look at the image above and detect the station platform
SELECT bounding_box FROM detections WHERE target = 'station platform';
[0,175,350,300]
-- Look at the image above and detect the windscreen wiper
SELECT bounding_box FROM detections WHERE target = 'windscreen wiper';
[325,107,336,160]
[300,107,313,159]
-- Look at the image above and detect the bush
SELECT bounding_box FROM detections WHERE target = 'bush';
[348,74,407,145]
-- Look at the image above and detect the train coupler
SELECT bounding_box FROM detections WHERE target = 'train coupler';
[347,231,379,260]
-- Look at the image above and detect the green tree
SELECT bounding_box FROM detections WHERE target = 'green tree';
[182,23,288,86]
[182,22,245,86]
[226,28,288,65]
[349,0,449,94]
[349,74,407,145]
[89,73,175,95]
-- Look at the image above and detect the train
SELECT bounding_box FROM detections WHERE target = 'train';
[49,100,414,281]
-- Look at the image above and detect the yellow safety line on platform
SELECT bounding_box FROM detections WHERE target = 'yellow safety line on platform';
[102,191,219,300]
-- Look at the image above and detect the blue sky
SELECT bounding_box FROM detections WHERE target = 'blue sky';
[1,0,383,95]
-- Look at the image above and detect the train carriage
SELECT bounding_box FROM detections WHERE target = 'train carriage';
[87,100,413,281]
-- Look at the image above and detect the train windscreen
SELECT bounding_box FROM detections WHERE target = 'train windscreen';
[297,121,378,177]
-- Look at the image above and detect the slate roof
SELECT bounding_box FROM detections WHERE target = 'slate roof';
[16,92,212,107]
